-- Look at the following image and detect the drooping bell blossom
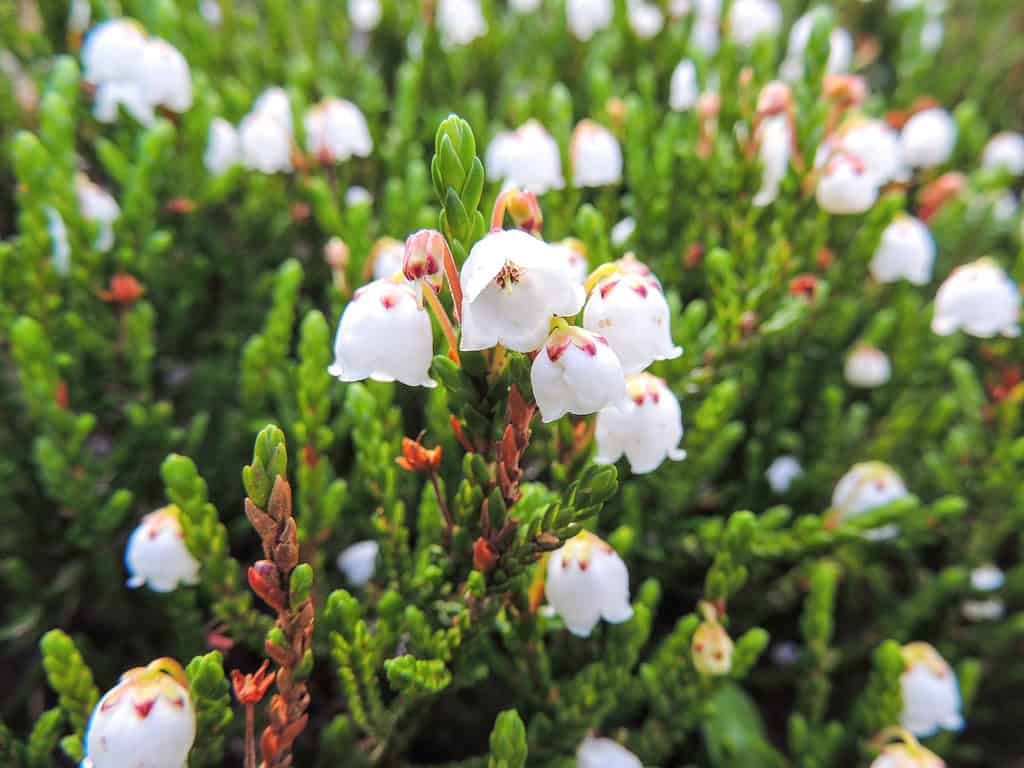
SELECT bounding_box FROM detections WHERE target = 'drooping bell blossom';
[691,602,734,675]
[780,12,853,81]
[727,0,782,48]
[870,215,935,286]
[753,114,791,207]
[531,325,626,423]
[510,0,541,11]
[83,658,195,768]
[81,19,147,88]
[402,228,448,293]
[981,131,1024,176]
[138,38,192,114]
[204,117,240,176]
[670,59,699,111]
[485,120,564,195]
[582,259,681,374]
[844,343,892,388]
[594,373,686,474]
[766,455,803,493]
[345,185,373,207]
[75,174,120,253]
[545,531,633,637]
[931,258,1021,338]
[370,237,406,281]
[328,275,436,387]
[690,15,720,55]
[336,540,379,586]
[831,118,905,188]
[92,80,156,125]
[567,0,613,41]
[610,216,636,247]
[571,120,623,188]
[577,736,642,768]
[436,0,488,49]
[46,207,70,276]
[830,461,908,540]
[900,643,964,738]
[125,506,200,592]
[900,107,957,170]
[816,152,878,214]
[870,740,945,768]
[970,563,1005,591]
[348,0,382,31]
[627,0,664,39]
[239,110,293,174]
[459,229,585,353]
[252,86,294,134]
[552,238,589,284]
[304,98,373,163]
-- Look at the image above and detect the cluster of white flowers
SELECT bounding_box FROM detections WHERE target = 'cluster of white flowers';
[81,19,192,126]
[205,88,373,177]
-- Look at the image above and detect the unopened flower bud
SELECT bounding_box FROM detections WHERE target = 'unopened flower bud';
[83,658,196,768]
[125,506,199,593]
[545,531,633,637]
[403,229,448,291]
[691,601,734,675]
[491,188,543,235]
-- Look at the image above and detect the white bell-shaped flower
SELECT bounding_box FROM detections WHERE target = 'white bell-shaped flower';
[900,107,956,170]
[753,114,791,207]
[844,343,892,388]
[46,207,71,276]
[670,59,699,112]
[139,38,192,113]
[900,643,964,738]
[369,237,406,281]
[204,117,240,176]
[969,563,1005,591]
[349,0,382,31]
[595,373,685,474]
[870,741,945,768]
[346,186,373,207]
[690,15,720,54]
[437,0,488,48]
[252,87,294,134]
[780,13,853,81]
[577,736,642,768]
[485,120,565,194]
[83,658,196,768]
[931,258,1021,338]
[567,0,613,41]
[336,540,379,586]
[239,110,293,174]
[839,118,905,187]
[583,259,681,374]
[459,229,585,353]
[304,98,373,163]
[545,531,633,637]
[329,276,436,387]
[981,131,1024,176]
[816,153,878,214]
[510,0,542,12]
[610,216,636,247]
[628,0,664,39]
[532,325,626,422]
[93,80,156,125]
[75,174,120,253]
[552,238,589,284]
[81,19,147,87]
[961,563,1006,622]
[571,120,623,187]
[125,506,200,593]
[727,0,782,48]
[831,461,908,540]
[766,455,802,492]
[870,215,935,285]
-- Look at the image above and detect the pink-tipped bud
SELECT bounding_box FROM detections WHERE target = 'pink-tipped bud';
[491,188,543,235]
[403,229,448,292]
[756,81,792,117]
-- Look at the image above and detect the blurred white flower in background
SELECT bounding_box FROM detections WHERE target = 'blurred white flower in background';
[571,120,623,187]
[900,107,956,170]
[125,507,200,593]
[766,455,803,493]
[304,98,373,163]
[871,215,935,286]
[844,343,892,389]
[627,0,664,39]
[670,59,699,111]
[75,174,120,253]
[981,131,1024,176]
[816,153,878,214]
[781,12,853,81]
[931,258,1020,338]
[577,736,642,768]
[336,540,380,586]
[485,120,565,194]
[753,115,791,207]
[349,0,382,31]
[203,118,240,176]
[900,642,964,738]
[727,0,782,48]
[437,0,488,48]
[567,0,613,42]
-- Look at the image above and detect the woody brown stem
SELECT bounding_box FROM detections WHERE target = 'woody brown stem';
[244,477,312,768]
